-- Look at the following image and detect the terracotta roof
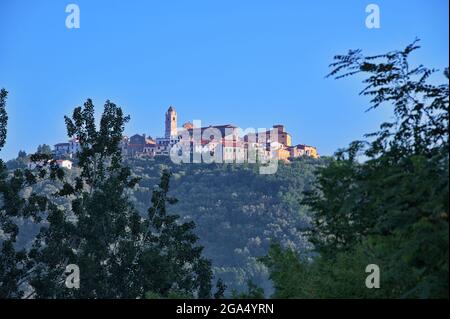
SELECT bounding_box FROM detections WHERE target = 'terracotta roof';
[294,144,316,149]
[187,124,237,137]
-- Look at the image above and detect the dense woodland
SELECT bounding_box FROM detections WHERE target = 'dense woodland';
[5,148,328,295]
[1,41,448,298]
[128,156,327,294]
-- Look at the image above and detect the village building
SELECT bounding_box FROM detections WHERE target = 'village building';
[223,139,246,163]
[127,134,145,156]
[288,144,319,159]
[165,106,178,138]
[28,159,73,170]
[53,142,70,158]
[120,136,129,156]
[143,142,156,157]
[244,125,292,147]
[69,138,81,154]
[53,139,81,159]
[155,107,181,156]
[56,159,73,169]
[51,105,319,164]
[127,134,156,157]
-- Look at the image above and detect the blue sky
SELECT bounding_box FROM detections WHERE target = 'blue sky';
[0,0,448,159]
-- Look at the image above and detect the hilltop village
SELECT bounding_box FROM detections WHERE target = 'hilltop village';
[51,106,318,168]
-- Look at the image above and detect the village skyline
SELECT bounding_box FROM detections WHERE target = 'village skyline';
[51,105,319,170]
[0,1,448,160]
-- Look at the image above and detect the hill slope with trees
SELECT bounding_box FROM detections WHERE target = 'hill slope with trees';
[126,156,328,294]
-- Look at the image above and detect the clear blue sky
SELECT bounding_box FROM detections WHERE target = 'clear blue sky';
[0,0,448,159]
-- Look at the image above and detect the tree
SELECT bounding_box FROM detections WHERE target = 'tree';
[265,40,449,298]
[28,99,144,298]
[261,241,387,298]
[36,144,52,155]
[141,169,213,298]
[231,280,265,299]
[28,99,213,299]
[124,155,323,294]
[259,242,309,298]
[0,89,58,298]
[0,89,8,149]
[0,88,26,298]
[213,279,227,299]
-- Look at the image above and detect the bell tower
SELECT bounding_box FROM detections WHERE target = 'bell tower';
[165,106,177,138]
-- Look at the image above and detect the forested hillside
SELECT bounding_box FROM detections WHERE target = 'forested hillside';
[2,40,447,299]
[126,156,328,293]
[260,41,449,298]
[8,154,328,295]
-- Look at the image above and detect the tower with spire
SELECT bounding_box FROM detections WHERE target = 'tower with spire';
[165,106,177,138]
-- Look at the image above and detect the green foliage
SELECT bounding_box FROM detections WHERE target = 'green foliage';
[36,144,52,155]
[261,242,387,298]
[0,89,59,298]
[125,156,328,294]
[231,280,265,299]
[144,289,193,299]
[29,99,142,298]
[213,278,227,299]
[259,242,309,298]
[2,104,326,298]
[10,153,325,297]
[141,169,213,298]
[0,89,8,149]
[1,97,213,299]
[264,41,449,299]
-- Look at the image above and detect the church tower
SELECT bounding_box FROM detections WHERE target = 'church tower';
[165,106,177,138]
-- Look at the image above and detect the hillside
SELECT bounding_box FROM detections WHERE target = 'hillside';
[126,156,329,294]
[8,154,329,294]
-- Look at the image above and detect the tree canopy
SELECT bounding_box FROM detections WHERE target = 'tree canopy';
[262,40,449,298]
